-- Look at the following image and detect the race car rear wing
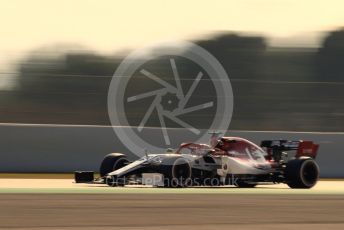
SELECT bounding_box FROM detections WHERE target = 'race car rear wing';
[260,140,319,160]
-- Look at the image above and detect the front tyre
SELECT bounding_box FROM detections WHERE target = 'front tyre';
[100,153,129,177]
[285,158,319,189]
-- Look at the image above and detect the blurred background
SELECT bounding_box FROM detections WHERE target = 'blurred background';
[0,0,343,132]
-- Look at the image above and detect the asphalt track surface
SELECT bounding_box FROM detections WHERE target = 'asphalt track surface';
[0,179,344,230]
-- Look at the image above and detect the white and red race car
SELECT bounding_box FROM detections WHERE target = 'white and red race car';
[76,134,320,189]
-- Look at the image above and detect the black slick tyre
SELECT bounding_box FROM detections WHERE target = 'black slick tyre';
[285,158,319,189]
[99,153,129,177]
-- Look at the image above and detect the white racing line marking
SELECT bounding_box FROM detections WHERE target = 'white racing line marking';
[0,179,343,194]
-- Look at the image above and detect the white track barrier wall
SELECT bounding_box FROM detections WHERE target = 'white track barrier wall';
[0,123,343,178]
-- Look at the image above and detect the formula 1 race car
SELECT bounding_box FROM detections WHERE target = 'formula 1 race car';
[75,134,320,189]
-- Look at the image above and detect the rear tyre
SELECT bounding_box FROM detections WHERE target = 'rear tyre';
[159,157,192,188]
[99,153,129,177]
[285,158,319,189]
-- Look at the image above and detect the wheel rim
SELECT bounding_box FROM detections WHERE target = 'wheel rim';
[301,161,319,187]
